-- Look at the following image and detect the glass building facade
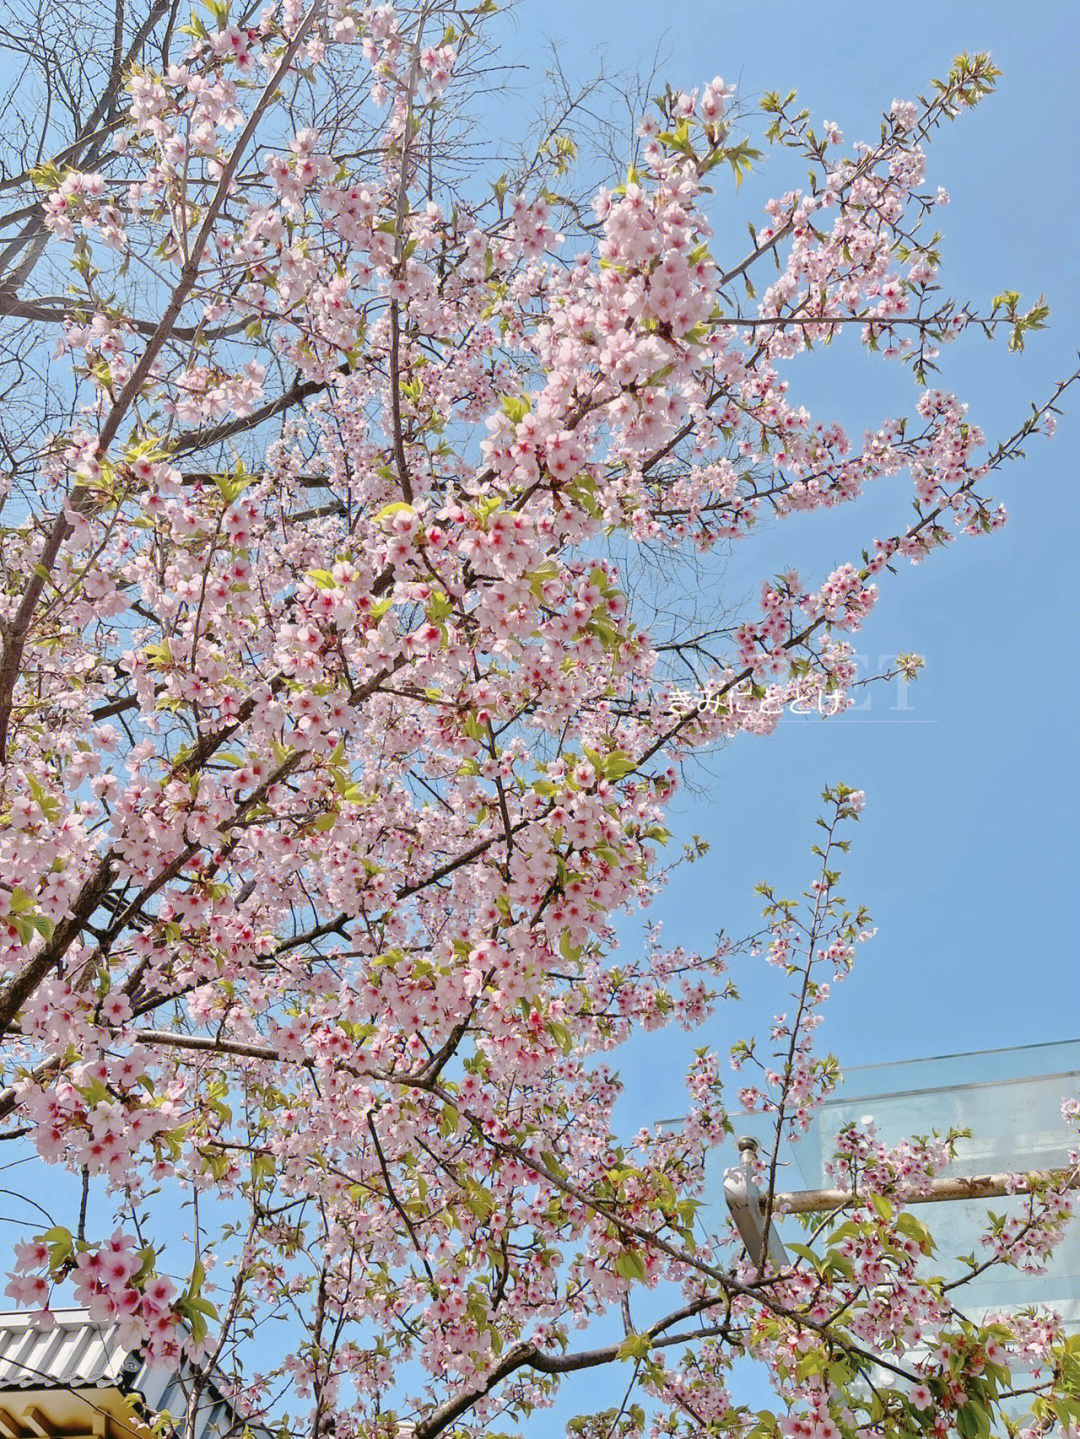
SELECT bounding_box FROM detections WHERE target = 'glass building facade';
[707,1039,1080,1329]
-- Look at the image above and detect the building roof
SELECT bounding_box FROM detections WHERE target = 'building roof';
[0,1310,261,1439]
[0,1308,138,1392]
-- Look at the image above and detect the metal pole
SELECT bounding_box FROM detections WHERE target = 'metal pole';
[762,1166,1080,1216]
[723,1136,791,1269]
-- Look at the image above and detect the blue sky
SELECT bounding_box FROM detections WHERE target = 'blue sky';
[494,0,1080,1118]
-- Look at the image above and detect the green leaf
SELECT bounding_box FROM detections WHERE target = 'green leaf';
[6,885,38,915]
[188,1257,206,1297]
[251,1153,277,1184]
[602,751,636,781]
[546,1019,573,1054]
[26,775,61,822]
[500,394,531,424]
[896,1211,936,1252]
[38,1226,74,1274]
[870,1193,893,1222]
[133,1245,157,1285]
[213,467,252,504]
[614,1250,647,1282]
[616,1333,652,1362]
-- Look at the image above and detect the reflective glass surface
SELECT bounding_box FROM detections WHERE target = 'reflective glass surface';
[705,1040,1080,1328]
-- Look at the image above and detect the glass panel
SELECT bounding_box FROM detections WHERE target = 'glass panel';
[707,1041,1080,1329]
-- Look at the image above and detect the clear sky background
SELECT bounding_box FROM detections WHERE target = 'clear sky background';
[490,0,1080,1127]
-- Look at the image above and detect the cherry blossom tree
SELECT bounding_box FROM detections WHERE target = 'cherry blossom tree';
[0,3,1077,1438]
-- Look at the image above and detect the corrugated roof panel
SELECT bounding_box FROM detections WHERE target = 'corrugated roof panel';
[0,1311,268,1439]
[0,1310,125,1389]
